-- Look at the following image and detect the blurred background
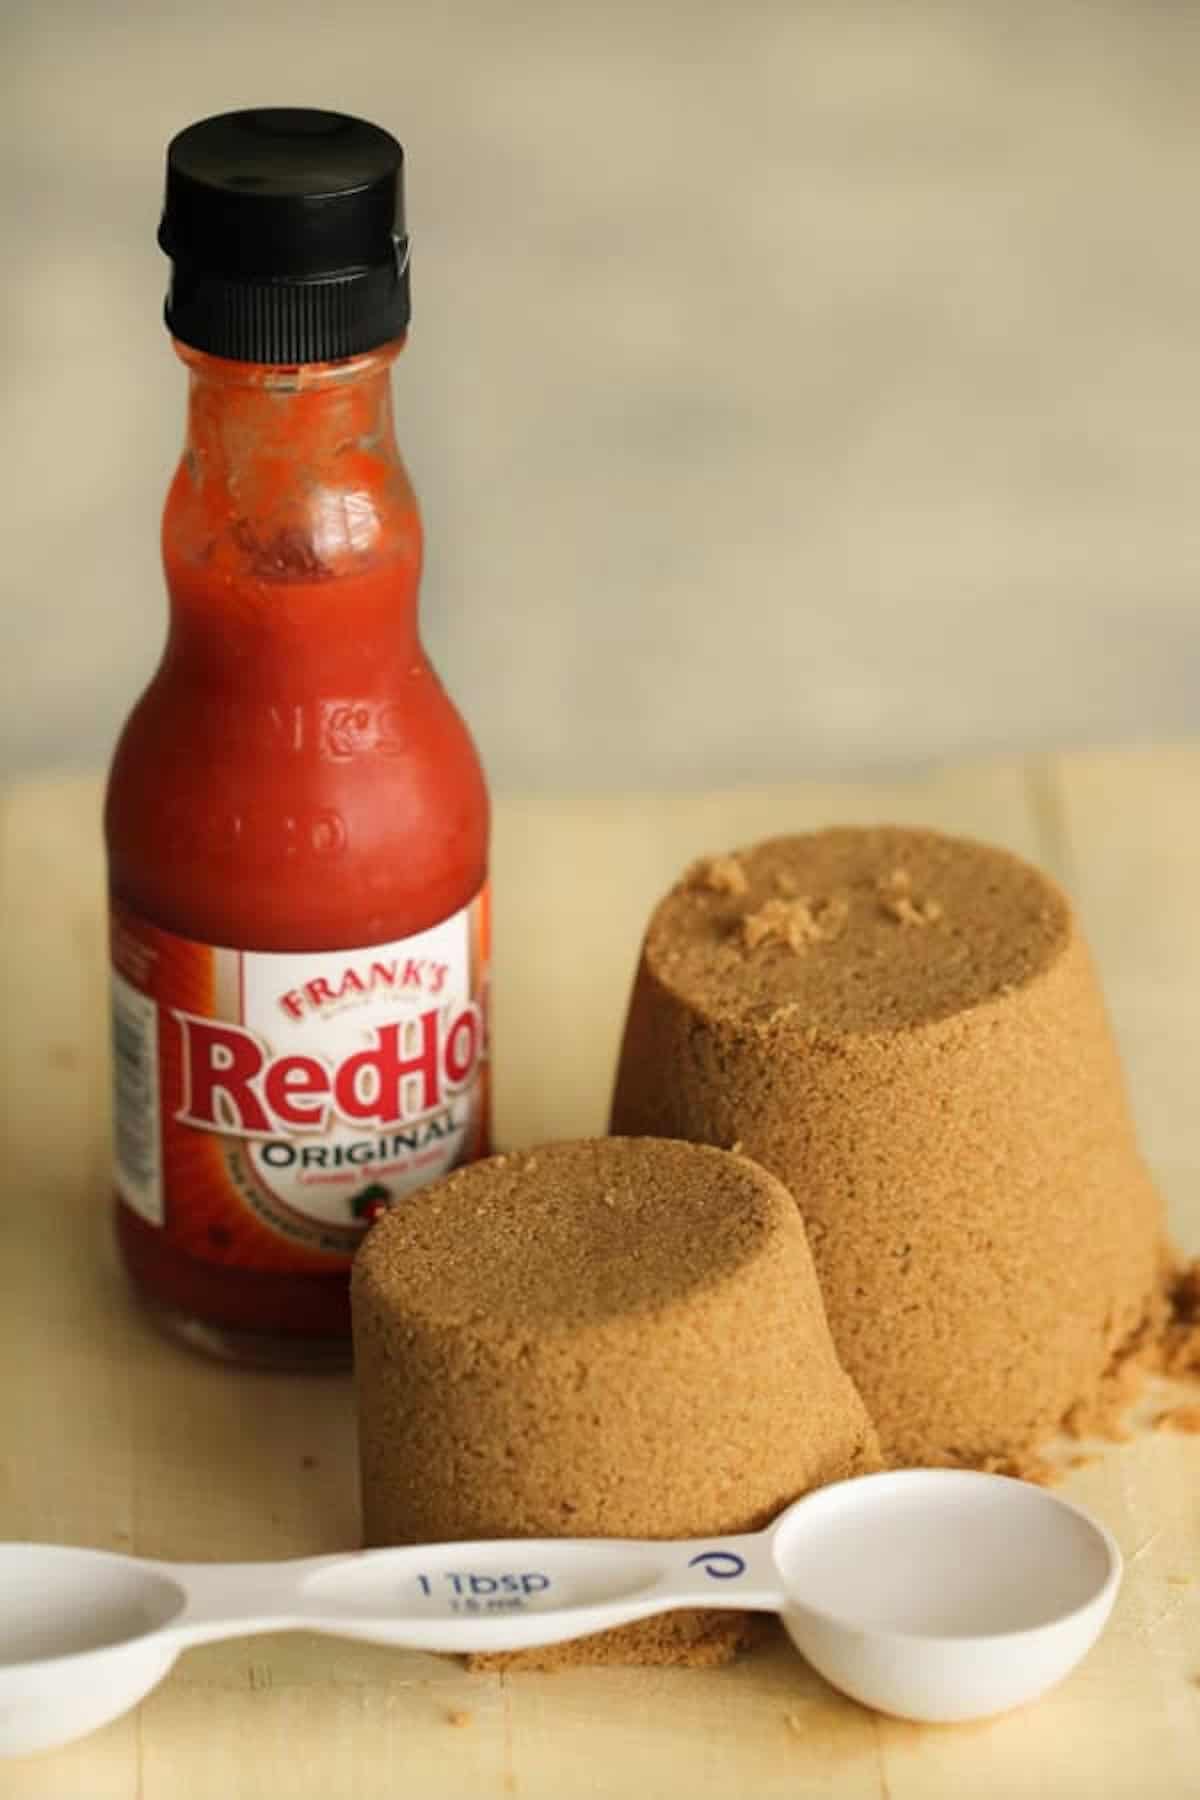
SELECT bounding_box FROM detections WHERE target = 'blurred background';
[3,0,1197,792]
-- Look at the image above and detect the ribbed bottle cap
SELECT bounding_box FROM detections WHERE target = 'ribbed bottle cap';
[159,107,410,364]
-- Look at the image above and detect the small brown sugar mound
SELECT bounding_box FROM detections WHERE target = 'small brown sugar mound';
[445,1709,473,1728]
[353,1138,880,1670]
[689,853,749,897]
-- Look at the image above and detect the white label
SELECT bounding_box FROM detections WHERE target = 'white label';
[111,968,163,1225]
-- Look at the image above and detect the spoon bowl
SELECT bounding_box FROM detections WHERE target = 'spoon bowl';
[0,1546,186,1757]
[773,1470,1122,1722]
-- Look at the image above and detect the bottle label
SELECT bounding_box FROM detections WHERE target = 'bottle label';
[109,890,491,1270]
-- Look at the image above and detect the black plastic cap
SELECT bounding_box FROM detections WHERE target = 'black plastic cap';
[159,108,410,365]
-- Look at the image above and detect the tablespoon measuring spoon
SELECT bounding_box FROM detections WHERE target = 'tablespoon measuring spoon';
[0,1469,1120,1757]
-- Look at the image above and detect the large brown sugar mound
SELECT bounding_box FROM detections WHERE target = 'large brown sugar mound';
[352,1137,879,1668]
[610,827,1166,1468]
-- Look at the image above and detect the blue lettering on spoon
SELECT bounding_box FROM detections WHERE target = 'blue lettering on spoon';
[687,1551,746,1580]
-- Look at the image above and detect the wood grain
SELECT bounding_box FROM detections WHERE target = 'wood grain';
[2,757,1197,1799]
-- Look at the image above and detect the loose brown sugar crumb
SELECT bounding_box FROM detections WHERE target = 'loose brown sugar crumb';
[1174,1261,1200,1318]
[881,892,943,927]
[1153,1405,1200,1435]
[742,897,816,952]
[817,896,849,934]
[877,870,942,928]
[977,1452,1059,1487]
[446,1709,473,1729]
[1060,1310,1161,1442]
[784,1711,805,1736]
[1162,1260,1200,1376]
[741,896,846,954]
[689,853,749,897]
[1021,1255,1200,1456]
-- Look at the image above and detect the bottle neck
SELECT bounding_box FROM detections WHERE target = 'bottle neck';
[164,342,423,675]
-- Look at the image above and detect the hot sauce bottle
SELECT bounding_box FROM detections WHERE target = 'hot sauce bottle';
[105,109,490,1367]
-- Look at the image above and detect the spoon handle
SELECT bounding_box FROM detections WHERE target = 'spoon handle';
[159,1530,785,1657]
[158,1554,347,1647]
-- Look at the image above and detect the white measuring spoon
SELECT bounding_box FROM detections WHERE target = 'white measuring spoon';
[0,1470,1120,1757]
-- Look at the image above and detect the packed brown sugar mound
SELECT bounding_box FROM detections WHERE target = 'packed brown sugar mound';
[610,826,1167,1469]
[352,1137,879,1669]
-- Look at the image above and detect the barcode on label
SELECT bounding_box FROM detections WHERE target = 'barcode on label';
[111,970,163,1225]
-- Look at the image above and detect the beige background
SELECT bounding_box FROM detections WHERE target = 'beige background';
[4,0,1199,790]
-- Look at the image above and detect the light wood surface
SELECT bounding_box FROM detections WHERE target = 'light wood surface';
[2,750,1198,1799]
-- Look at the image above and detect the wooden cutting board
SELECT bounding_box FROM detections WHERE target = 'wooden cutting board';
[3,747,1198,1799]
